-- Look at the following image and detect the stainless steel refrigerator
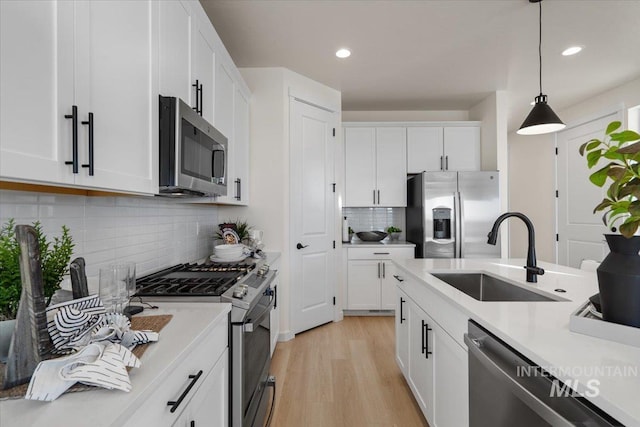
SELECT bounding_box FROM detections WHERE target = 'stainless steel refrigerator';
[407,171,501,258]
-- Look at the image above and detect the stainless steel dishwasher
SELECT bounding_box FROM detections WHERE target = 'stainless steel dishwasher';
[464,320,622,427]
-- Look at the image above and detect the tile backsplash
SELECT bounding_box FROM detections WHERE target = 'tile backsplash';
[343,207,406,240]
[0,190,218,277]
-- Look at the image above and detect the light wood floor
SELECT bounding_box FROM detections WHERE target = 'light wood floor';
[268,316,429,427]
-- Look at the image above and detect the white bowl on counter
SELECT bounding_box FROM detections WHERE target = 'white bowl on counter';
[214,244,245,259]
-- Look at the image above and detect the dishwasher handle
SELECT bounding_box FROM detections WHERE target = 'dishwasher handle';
[464,333,574,427]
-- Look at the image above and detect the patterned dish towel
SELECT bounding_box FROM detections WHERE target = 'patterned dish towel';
[24,295,160,401]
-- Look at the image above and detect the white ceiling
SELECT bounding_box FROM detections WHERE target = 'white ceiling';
[201,0,640,131]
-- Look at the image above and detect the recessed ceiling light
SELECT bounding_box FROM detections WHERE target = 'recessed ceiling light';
[562,46,583,56]
[336,48,351,59]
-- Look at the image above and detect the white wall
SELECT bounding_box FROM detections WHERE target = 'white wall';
[220,67,341,342]
[508,75,640,262]
[342,110,468,122]
[0,189,218,277]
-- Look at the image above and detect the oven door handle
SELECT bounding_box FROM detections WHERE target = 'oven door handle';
[243,295,274,333]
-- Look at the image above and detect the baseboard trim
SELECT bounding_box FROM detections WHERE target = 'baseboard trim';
[343,309,395,317]
[278,330,295,342]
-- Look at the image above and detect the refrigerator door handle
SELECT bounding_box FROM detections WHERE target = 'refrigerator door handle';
[458,191,464,258]
[453,191,462,258]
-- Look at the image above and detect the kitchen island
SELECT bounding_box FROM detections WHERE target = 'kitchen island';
[0,302,231,427]
[394,258,640,427]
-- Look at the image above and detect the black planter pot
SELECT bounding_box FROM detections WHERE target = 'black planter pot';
[596,234,640,328]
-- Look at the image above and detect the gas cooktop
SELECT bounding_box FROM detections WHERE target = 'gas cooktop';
[134,262,256,298]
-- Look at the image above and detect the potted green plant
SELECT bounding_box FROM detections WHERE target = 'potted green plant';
[0,219,74,360]
[579,120,640,327]
[216,219,252,245]
[386,226,402,241]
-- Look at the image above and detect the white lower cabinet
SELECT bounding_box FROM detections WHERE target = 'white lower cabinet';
[396,286,469,427]
[123,312,228,427]
[270,257,281,356]
[346,247,414,310]
[172,349,229,427]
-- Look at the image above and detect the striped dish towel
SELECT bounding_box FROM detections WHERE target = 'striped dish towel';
[25,342,140,401]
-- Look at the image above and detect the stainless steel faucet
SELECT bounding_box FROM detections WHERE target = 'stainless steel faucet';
[487,212,545,283]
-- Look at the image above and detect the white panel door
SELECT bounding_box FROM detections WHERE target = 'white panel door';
[433,323,468,427]
[376,127,407,207]
[395,290,410,375]
[344,127,376,206]
[444,126,480,171]
[290,99,337,334]
[347,260,381,309]
[193,16,216,124]
[158,0,192,103]
[0,1,74,184]
[380,261,397,310]
[75,1,157,193]
[557,112,620,267]
[407,127,444,172]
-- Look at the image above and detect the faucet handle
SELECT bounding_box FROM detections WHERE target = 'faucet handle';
[524,265,545,276]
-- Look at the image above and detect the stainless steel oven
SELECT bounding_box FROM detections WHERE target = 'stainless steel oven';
[225,269,277,427]
[158,95,227,197]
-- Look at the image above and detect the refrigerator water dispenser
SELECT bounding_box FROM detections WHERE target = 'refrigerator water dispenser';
[433,208,451,239]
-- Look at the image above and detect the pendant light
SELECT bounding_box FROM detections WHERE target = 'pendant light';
[517,0,565,135]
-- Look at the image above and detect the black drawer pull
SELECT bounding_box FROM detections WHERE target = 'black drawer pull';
[373,252,390,255]
[400,297,405,323]
[423,321,433,359]
[393,275,404,282]
[167,370,203,413]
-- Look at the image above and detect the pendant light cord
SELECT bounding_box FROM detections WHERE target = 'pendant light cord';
[538,0,543,96]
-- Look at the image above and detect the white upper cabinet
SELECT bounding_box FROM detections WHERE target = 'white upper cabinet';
[1,0,159,194]
[231,87,250,204]
[407,125,480,173]
[344,126,406,207]
[0,1,76,185]
[193,13,216,125]
[158,0,192,103]
[74,1,158,193]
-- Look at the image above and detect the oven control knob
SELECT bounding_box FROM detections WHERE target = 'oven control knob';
[233,288,244,299]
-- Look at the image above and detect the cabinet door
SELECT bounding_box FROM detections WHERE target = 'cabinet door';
[158,0,193,104]
[344,127,376,206]
[193,15,216,124]
[75,1,158,194]
[173,349,229,427]
[375,128,407,207]
[408,301,435,421]
[433,323,469,427]
[347,260,381,309]
[380,261,398,310]
[0,1,74,184]
[407,127,444,173]
[443,127,480,171]
[395,290,410,375]
[231,87,250,204]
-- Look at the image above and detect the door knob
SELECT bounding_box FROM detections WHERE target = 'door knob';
[296,243,308,250]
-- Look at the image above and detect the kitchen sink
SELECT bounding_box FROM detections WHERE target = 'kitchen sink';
[431,272,560,302]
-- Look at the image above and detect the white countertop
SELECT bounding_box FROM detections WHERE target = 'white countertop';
[0,302,231,427]
[394,258,640,427]
[344,240,416,248]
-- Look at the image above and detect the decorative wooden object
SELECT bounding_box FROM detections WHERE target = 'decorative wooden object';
[70,257,89,299]
[2,225,53,389]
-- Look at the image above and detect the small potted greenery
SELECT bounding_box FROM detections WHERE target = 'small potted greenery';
[0,219,74,360]
[386,226,402,241]
[216,219,252,245]
[348,226,354,242]
[579,120,640,327]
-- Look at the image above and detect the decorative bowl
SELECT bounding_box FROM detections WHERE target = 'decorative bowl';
[356,231,388,242]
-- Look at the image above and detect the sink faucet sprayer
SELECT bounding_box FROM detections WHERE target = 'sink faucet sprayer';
[487,212,545,283]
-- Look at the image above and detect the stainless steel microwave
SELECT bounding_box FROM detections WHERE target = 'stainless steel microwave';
[158,95,227,197]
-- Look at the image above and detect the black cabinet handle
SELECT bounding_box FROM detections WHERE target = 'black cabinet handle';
[440,155,443,171]
[382,262,385,278]
[235,178,241,200]
[198,82,203,116]
[445,155,449,170]
[274,284,278,309]
[81,112,94,176]
[373,189,376,204]
[64,105,79,173]
[377,190,380,204]
[192,79,200,114]
[167,370,203,413]
[400,297,405,324]
[423,321,433,359]
[393,275,404,282]
[190,421,195,427]
[377,262,381,278]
